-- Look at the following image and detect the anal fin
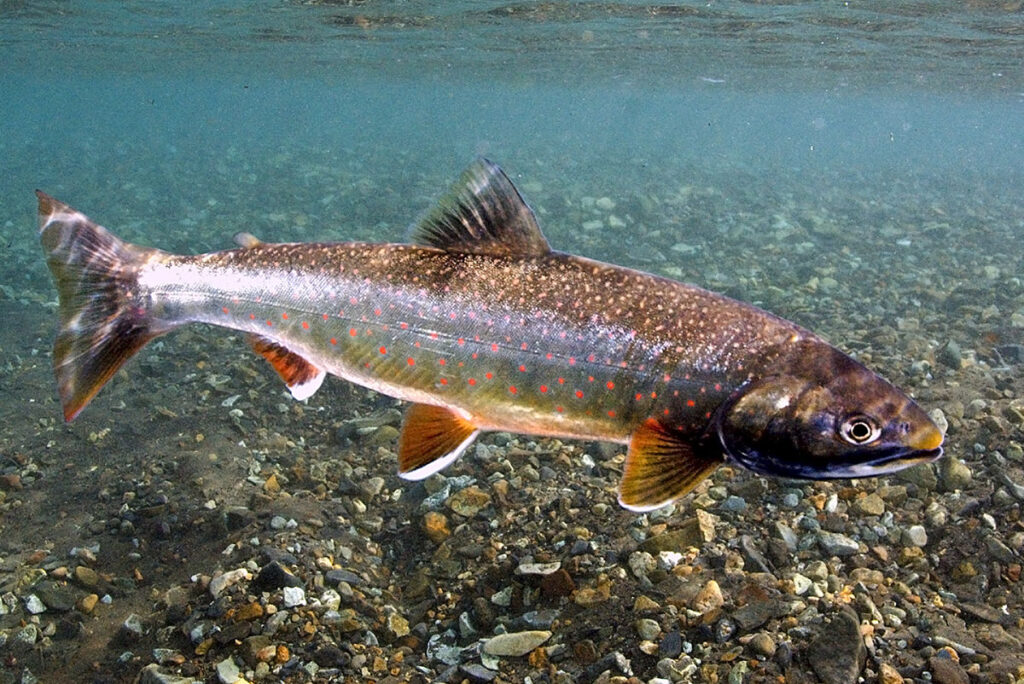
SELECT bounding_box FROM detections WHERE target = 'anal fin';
[398,404,479,480]
[619,419,723,512]
[248,334,325,401]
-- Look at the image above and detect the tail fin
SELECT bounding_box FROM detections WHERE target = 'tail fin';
[37,191,169,421]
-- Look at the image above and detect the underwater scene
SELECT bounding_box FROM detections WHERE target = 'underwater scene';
[1,2,1023,683]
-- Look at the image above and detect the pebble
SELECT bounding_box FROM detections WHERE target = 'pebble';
[74,565,100,589]
[747,632,776,657]
[903,525,928,547]
[692,579,724,614]
[209,568,251,598]
[422,511,451,543]
[807,609,865,684]
[24,594,46,614]
[482,630,551,657]
[216,656,241,684]
[817,531,860,556]
[635,618,661,640]
[852,493,885,516]
[446,485,491,517]
[939,458,972,491]
[281,586,306,608]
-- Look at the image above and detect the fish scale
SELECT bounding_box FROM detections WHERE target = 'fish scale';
[36,159,944,511]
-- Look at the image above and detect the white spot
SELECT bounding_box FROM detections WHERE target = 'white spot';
[774,395,791,410]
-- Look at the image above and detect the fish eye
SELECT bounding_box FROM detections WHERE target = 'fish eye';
[839,415,881,445]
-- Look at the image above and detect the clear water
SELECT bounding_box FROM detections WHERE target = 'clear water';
[0,1,1023,679]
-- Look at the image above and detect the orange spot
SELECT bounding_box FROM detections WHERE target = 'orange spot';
[472,353,478,359]
[440,378,448,385]
[439,359,447,366]
[301,321,309,330]
[485,372,493,380]
[569,357,576,365]
[556,406,564,413]
[221,306,229,314]
[400,322,408,329]
[266,320,273,326]
[558,377,565,384]
[520,342,528,350]
[687,399,695,407]
[407,358,415,366]
[323,313,329,320]
[540,385,548,393]
[575,390,583,398]
[281,313,288,320]
[491,343,499,352]
[607,410,616,418]
[651,391,657,399]
[546,353,553,360]
[330,338,337,345]
[374,308,382,316]
[509,386,517,394]
[379,346,387,354]
[468,378,476,386]
[714,383,722,391]
[518,365,526,372]
[588,376,594,382]
[606,381,614,390]
[349,328,357,336]
[249,314,256,320]
[458,338,465,345]
[635,393,642,401]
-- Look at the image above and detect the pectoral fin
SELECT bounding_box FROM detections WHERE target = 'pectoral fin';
[619,419,723,512]
[398,404,480,480]
[247,334,325,401]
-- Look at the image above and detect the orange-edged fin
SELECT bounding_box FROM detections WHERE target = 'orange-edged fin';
[619,419,723,512]
[37,190,175,421]
[247,334,325,401]
[398,403,480,480]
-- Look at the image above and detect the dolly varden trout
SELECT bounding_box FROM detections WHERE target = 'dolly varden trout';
[37,160,943,511]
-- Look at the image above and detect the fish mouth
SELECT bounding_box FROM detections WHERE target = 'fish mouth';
[730,443,944,481]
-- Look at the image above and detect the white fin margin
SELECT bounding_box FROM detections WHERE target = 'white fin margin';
[399,429,481,481]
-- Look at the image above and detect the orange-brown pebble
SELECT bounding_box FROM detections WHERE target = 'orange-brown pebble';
[422,511,451,544]
[195,638,214,656]
[235,602,265,621]
[275,645,290,663]
[528,647,549,668]
[263,474,281,494]
[77,594,99,614]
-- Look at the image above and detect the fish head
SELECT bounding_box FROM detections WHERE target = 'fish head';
[716,343,944,480]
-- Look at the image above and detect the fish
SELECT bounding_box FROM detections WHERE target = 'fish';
[37,159,944,511]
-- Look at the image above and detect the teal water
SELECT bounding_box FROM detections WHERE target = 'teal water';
[1,2,1024,682]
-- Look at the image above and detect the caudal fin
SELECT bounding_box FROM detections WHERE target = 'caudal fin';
[37,191,169,421]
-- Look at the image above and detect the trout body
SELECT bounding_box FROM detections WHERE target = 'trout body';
[38,161,943,510]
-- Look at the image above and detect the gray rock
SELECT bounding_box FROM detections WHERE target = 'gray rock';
[719,495,747,512]
[636,618,661,641]
[903,525,928,547]
[24,594,46,614]
[939,458,972,491]
[216,656,240,684]
[459,663,497,683]
[138,664,201,684]
[808,608,865,684]
[33,580,76,612]
[817,531,860,556]
[118,613,145,643]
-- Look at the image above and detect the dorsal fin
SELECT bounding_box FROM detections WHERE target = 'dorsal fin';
[410,159,550,257]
